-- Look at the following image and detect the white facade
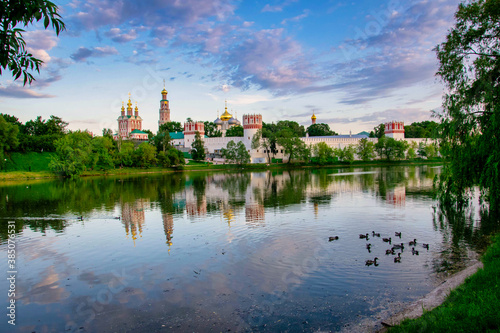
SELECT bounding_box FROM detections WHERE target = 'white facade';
[171,115,434,163]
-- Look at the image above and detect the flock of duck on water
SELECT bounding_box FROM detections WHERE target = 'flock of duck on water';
[328,231,430,266]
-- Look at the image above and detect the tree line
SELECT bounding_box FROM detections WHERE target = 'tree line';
[0,114,186,176]
[249,133,438,165]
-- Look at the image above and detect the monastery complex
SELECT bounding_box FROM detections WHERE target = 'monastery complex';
[114,88,431,163]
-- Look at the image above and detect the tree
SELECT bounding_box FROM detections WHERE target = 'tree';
[417,142,427,158]
[277,135,305,163]
[404,121,440,138]
[221,140,250,164]
[18,115,67,152]
[260,124,279,160]
[45,115,67,134]
[296,142,311,163]
[306,123,337,136]
[159,121,183,133]
[336,145,355,163]
[225,125,243,137]
[49,131,92,178]
[154,128,171,153]
[203,121,222,137]
[251,128,276,163]
[375,137,408,161]
[117,141,135,167]
[170,147,185,165]
[0,114,19,168]
[356,138,376,161]
[0,113,22,126]
[434,0,500,208]
[102,128,113,138]
[407,141,418,159]
[158,146,185,167]
[90,136,115,171]
[235,141,250,164]
[276,120,305,137]
[191,131,205,161]
[424,142,438,159]
[312,142,334,165]
[1,0,66,85]
[221,140,237,163]
[133,142,157,168]
[369,123,385,138]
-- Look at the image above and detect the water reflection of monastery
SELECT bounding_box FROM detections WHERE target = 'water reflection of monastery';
[387,186,406,206]
[121,199,148,244]
[119,166,435,245]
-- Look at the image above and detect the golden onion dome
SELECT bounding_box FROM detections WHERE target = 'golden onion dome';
[161,88,168,95]
[220,108,232,121]
[311,113,317,120]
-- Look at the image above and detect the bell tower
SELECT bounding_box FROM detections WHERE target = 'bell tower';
[159,80,171,129]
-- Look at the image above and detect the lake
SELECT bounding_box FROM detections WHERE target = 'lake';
[0,165,489,332]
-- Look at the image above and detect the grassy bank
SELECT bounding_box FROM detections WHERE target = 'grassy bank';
[388,234,500,333]
[0,153,443,181]
[2,152,55,172]
[0,171,55,181]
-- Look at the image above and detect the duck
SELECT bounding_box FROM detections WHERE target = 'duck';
[395,231,402,238]
[394,253,401,263]
[372,231,381,237]
[409,239,417,246]
[77,216,83,221]
[422,243,429,250]
[386,248,395,255]
[366,243,372,250]
[365,257,379,266]
[359,233,369,239]
[328,236,339,242]
[114,216,121,220]
[382,237,392,244]
[392,243,405,249]
[412,247,419,255]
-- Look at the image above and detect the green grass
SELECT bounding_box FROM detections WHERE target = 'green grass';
[0,171,55,181]
[3,152,55,172]
[388,234,500,333]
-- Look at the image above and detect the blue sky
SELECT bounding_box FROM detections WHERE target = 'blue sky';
[0,0,461,135]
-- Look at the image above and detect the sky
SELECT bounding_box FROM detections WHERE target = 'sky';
[0,0,462,135]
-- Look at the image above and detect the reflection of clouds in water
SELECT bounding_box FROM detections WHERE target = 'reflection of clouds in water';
[16,236,73,305]
[19,266,70,305]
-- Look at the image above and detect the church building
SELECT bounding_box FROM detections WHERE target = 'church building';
[114,93,148,141]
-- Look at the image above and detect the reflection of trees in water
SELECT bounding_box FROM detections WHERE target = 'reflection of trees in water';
[358,168,377,191]
[219,173,251,197]
[432,203,500,277]
[157,174,186,215]
[262,170,311,209]
[374,166,439,202]
[310,168,336,190]
[190,174,207,206]
[0,173,188,240]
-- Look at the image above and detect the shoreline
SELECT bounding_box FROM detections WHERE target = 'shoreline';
[0,159,444,182]
[376,260,484,332]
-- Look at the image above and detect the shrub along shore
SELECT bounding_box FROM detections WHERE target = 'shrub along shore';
[387,234,500,332]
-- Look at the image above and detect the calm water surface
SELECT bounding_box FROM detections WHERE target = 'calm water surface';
[0,166,489,332]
